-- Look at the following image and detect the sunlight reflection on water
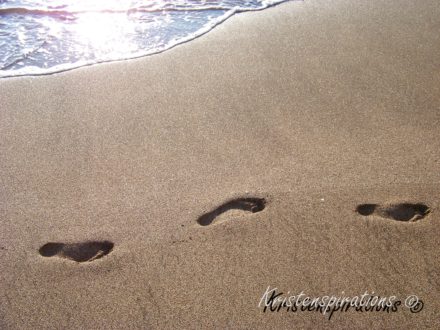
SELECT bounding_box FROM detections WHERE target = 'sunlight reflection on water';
[0,0,290,77]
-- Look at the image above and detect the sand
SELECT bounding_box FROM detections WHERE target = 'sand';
[1,0,439,328]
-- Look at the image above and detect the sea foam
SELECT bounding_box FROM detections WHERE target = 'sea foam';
[0,0,291,77]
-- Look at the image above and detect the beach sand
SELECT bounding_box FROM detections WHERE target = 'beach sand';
[1,0,439,328]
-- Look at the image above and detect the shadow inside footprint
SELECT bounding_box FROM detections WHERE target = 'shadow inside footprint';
[356,203,430,222]
[356,204,377,216]
[197,197,266,226]
[39,241,114,262]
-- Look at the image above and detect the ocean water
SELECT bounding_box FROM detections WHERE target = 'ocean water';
[0,0,290,78]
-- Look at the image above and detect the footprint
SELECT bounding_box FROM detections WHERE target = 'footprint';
[197,197,266,226]
[39,241,114,262]
[356,203,430,222]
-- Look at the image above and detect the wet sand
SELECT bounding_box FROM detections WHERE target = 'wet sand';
[1,0,439,328]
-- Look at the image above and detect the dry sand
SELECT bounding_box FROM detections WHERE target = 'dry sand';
[1,0,440,328]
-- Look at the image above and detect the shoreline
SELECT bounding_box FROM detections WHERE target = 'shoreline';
[0,0,292,79]
[1,0,439,328]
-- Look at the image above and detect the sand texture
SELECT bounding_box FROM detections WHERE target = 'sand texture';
[1,0,439,328]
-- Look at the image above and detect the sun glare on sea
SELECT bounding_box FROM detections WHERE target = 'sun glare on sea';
[74,13,137,58]
[67,0,151,59]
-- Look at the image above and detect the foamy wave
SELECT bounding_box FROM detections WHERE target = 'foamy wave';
[0,0,291,78]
